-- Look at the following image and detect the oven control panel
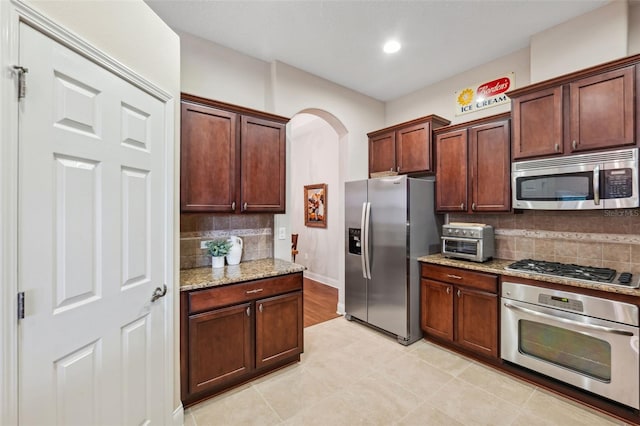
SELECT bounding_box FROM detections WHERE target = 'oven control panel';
[539,294,584,312]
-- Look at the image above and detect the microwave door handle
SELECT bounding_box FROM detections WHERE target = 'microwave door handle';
[593,165,600,205]
[503,302,633,336]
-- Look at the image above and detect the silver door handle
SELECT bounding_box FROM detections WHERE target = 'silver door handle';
[243,202,248,211]
[397,166,400,172]
[446,287,450,295]
[572,140,577,150]
[150,284,167,303]
[446,274,462,280]
[231,201,236,210]
[471,202,476,211]
[246,306,250,316]
[460,203,464,210]
[503,302,633,336]
[362,202,372,280]
[360,202,368,279]
[457,289,461,298]
[554,143,560,152]
[259,304,263,313]
[245,288,263,294]
[593,165,600,205]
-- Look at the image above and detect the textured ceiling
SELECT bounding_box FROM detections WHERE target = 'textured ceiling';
[146,0,609,101]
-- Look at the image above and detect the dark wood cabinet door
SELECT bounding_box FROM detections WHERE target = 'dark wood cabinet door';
[255,292,303,369]
[455,287,498,358]
[420,279,454,341]
[569,66,635,152]
[512,86,563,160]
[470,119,511,212]
[187,303,253,394]
[240,116,286,213]
[369,131,396,175]
[435,129,468,212]
[396,122,432,174]
[180,102,237,212]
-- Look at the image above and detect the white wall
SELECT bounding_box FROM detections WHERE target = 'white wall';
[386,48,530,126]
[630,1,640,55]
[290,114,340,287]
[22,0,183,415]
[530,0,628,83]
[178,30,269,111]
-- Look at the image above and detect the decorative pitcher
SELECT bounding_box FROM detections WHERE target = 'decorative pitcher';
[226,236,243,265]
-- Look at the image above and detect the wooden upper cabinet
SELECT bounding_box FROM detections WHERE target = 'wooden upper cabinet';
[240,116,286,213]
[435,129,468,212]
[180,94,289,214]
[511,86,563,160]
[397,122,432,174]
[368,131,396,175]
[367,115,450,177]
[470,119,511,212]
[509,57,639,160]
[181,102,238,212]
[569,66,635,152]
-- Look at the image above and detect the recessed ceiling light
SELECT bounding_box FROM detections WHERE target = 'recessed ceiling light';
[383,40,401,54]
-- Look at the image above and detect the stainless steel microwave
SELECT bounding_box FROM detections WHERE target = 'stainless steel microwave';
[512,147,639,210]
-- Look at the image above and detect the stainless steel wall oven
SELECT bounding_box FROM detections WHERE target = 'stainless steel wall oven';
[501,282,639,409]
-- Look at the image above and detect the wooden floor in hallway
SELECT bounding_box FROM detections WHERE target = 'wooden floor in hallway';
[303,277,340,328]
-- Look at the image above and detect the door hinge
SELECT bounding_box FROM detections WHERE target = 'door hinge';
[12,66,29,100]
[17,292,25,320]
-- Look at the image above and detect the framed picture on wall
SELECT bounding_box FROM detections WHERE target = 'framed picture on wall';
[304,183,327,228]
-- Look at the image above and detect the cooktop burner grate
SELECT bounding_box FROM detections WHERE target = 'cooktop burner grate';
[507,259,617,283]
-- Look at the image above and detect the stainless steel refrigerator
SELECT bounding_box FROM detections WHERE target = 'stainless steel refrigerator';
[345,175,442,345]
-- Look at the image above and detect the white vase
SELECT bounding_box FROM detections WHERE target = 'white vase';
[226,236,243,265]
[211,256,225,269]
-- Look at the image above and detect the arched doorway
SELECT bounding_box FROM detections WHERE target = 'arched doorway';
[289,109,348,314]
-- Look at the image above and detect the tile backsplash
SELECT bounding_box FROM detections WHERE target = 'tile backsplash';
[450,209,640,275]
[180,213,273,269]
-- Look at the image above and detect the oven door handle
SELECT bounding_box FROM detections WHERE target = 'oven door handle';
[440,236,477,242]
[503,302,634,337]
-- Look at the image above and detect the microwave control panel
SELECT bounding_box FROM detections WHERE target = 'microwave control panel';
[603,169,633,199]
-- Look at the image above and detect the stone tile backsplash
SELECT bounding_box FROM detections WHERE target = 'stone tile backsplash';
[450,209,640,275]
[180,213,273,269]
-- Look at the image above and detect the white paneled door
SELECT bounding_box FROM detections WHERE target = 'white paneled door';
[18,24,168,425]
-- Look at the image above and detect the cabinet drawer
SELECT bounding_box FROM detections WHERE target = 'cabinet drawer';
[421,264,497,293]
[188,273,302,314]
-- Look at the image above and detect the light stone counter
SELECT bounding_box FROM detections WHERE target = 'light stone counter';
[418,253,640,297]
[180,258,305,292]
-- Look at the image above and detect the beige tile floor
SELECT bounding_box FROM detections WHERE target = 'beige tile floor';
[184,317,627,426]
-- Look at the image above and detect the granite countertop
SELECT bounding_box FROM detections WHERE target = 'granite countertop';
[418,253,640,297]
[180,258,306,292]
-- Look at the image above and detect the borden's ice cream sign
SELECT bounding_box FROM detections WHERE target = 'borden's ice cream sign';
[455,73,515,116]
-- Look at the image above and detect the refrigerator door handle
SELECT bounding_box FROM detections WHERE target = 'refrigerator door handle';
[360,202,368,279]
[363,202,372,279]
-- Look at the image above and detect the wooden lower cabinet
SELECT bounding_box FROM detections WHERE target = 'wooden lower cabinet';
[188,303,253,395]
[420,263,498,359]
[181,273,303,407]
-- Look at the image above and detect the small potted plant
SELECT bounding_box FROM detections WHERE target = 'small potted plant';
[206,239,232,269]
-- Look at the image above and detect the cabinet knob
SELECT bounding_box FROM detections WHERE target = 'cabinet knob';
[460,203,464,210]
[246,306,250,316]
[259,303,263,313]
[554,143,560,152]
[572,140,577,150]
[457,289,461,298]
[446,287,450,295]
[397,166,400,172]
[231,201,236,210]
[471,202,476,211]
[243,202,248,211]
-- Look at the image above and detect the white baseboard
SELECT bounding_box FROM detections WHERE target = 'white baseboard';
[303,271,339,288]
[173,404,184,426]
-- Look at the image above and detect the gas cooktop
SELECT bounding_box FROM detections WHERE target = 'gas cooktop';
[506,259,639,289]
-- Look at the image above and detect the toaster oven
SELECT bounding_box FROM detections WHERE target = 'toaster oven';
[441,223,494,262]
